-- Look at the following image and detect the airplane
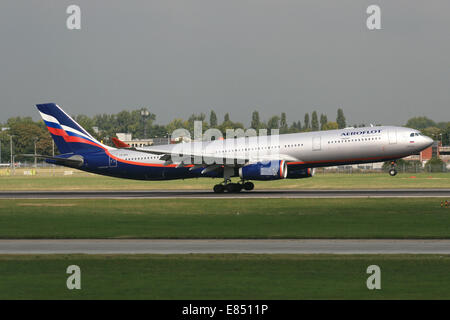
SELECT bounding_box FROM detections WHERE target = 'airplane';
[27,103,433,193]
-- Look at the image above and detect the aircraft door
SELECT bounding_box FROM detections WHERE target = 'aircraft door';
[388,129,397,144]
[312,136,321,151]
[109,156,117,167]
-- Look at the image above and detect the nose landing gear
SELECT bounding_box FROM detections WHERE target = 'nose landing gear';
[388,161,398,176]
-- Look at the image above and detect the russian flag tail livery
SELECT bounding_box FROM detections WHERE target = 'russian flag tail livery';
[36,103,113,154]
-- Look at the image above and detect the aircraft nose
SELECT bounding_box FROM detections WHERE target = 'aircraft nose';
[424,136,434,148]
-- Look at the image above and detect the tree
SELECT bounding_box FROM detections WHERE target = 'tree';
[219,118,244,136]
[166,118,187,138]
[425,157,445,172]
[303,113,310,131]
[441,123,450,145]
[93,113,116,140]
[311,111,319,131]
[320,114,328,130]
[6,116,34,127]
[406,117,436,130]
[323,122,339,130]
[267,115,280,132]
[421,126,441,141]
[224,113,230,123]
[74,114,99,138]
[5,118,53,162]
[382,159,422,172]
[209,110,217,127]
[149,124,169,139]
[186,113,208,137]
[289,120,301,133]
[251,111,260,130]
[280,113,288,134]
[436,121,450,130]
[336,108,346,129]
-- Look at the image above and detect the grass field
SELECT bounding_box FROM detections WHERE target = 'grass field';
[1,198,449,239]
[0,254,449,299]
[0,170,449,190]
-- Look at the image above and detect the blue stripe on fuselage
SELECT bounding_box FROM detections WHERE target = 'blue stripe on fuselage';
[77,151,223,180]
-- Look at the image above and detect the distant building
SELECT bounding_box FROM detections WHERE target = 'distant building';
[115,133,173,147]
[152,137,172,145]
[115,133,154,147]
[439,145,450,163]
[403,141,449,164]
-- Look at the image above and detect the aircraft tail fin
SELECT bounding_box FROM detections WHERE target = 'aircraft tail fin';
[36,103,111,154]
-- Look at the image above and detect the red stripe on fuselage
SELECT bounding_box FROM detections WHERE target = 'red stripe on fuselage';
[47,123,178,167]
[286,154,407,166]
[47,125,401,170]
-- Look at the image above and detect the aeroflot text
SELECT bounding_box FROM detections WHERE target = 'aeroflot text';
[341,129,382,136]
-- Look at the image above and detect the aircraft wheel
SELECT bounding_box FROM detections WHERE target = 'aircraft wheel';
[213,184,224,193]
[389,169,397,176]
[243,181,254,191]
[225,183,241,193]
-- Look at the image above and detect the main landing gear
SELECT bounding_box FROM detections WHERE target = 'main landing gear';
[213,181,254,193]
[388,161,398,176]
[213,166,255,193]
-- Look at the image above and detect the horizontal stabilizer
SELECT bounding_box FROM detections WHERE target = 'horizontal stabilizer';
[19,154,84,168]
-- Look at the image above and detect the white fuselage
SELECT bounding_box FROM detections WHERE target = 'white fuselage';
[109,126,433,168]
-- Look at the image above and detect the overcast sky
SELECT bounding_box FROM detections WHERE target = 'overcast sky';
[0,1,449,126]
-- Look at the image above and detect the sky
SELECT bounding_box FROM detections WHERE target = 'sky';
[0,1,449,126]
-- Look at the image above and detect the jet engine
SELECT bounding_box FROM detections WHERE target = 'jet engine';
[239,160,287,181]
[286,168,315,179]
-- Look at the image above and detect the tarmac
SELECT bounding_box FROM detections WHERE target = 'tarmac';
[1,239,449,254]
[1,189,450,199]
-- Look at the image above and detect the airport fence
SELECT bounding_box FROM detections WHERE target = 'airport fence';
[318,163,449,174]
[0,162,448,177]
[0,165,92,177]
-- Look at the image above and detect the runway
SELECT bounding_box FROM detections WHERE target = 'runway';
[1,239,450,254]
[1,189,450,199]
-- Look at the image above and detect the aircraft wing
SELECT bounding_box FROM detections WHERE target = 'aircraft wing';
[130,146,297,167]
[111,136,298,167]
[132,147,250,166]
